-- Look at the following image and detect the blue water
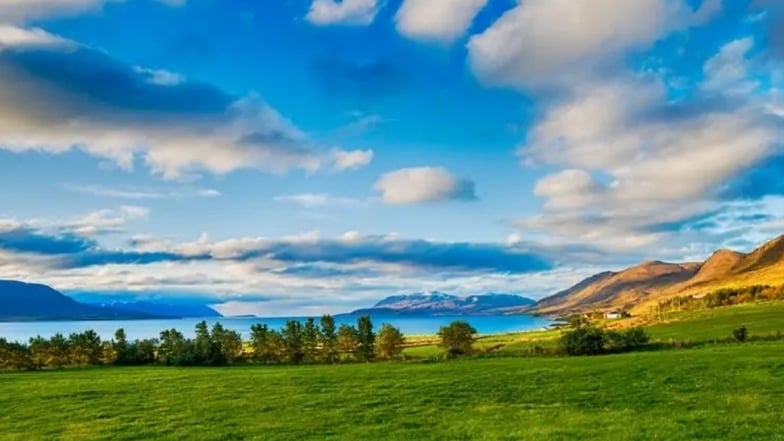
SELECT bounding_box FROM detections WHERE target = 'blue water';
[0,314,551,343]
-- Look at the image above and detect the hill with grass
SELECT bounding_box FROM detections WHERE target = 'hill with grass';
[534,234,784,315]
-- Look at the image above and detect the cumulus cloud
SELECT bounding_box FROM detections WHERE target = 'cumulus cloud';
[0,26,362,179]
[467,0,718,89]
[374,167,477,205]
[516,38,782,247]
[306,0,379,26]
[395,0,487,43]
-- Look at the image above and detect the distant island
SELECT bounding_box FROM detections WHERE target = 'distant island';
[347,292,536,316]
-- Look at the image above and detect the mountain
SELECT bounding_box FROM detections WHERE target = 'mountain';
[0,280,160,322]
[534,234,784,315]
[351,292,537,316]
[84,301,222,319]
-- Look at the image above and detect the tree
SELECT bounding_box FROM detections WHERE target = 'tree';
[158,329,191,366]
[113,328,130,365]
[356,316,376,362]
[48,333,70,369]
[567,314,589,329]
[212,323,243,365]
[336,324,359,361]
[0,340,32,371]
[438,321,477,357]
[319,315,339,364]
[29,336,52,370]
[250,323,273,364]
[68,330,103,366]
[132,339,158,365]
[283,320,304,364]
[194,321,218,365]
[376,324,405,360]
[303,318,321,363]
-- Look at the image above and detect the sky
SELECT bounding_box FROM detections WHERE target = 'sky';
[0,0,783,316]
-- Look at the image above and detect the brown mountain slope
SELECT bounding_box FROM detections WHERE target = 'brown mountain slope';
[534,234,784,315]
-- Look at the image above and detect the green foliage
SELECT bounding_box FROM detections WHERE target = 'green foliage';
[283,320,305,364]
[302,318,321,363]
[561,326,650,356]
[68,330,102,366]
[567,314,590,328]
[438,321,477,357]
[356,316,376,362]
[733,326,748,342]
[337,324,360,360]
[319,315,339,364]
[376,324,405,360]
[559,326,607,356]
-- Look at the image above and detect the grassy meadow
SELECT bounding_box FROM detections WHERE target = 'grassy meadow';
[3,302,784,441]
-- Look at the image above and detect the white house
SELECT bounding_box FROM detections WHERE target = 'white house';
[604,311,623,320]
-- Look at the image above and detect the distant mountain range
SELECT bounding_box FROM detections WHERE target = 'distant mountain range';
[0,280,222,322]
[533,234,784,315]
[350,292,537,316]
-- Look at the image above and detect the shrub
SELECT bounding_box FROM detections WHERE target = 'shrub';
[559,326,606,356]
[733,326,748,342]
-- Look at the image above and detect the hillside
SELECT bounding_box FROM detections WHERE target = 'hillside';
[351,292,536,316]
[534,234,784,315]
[0,280,159,322]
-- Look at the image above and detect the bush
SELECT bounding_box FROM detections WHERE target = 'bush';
[561,326,650,356]
[733,326,748,342]
[559,326,606,356]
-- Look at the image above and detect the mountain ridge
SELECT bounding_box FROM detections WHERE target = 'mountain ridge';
[0,280,161,322]
[533,234,784,315]
[351,292,537,316]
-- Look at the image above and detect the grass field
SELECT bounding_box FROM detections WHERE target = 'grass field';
[4,302,784,441]
[2,341,783,441]
[645,302,784,341]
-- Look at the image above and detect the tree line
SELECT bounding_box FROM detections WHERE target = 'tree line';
[654,285,784,315]
[0,317,479,371]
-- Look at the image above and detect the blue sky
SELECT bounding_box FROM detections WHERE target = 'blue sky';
[0,0,782,316]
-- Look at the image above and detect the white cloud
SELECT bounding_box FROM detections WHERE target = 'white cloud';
[0,0,184,23]
[702,37,757,93]
[396,0,487,43]
[132,66,185,86]
[467,0,716,89]
[374,166,477,205]
[65,184,221,200]
[306,0,379,26]
[274,193,364,209]
[332,148,374,170]
[0,27,353,179]
[515,38,782,247]
[0,25,73,50]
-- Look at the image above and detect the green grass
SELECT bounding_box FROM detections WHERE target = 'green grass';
[4,302,784,440]
[2,341,784,441]
[646,302,784,341]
